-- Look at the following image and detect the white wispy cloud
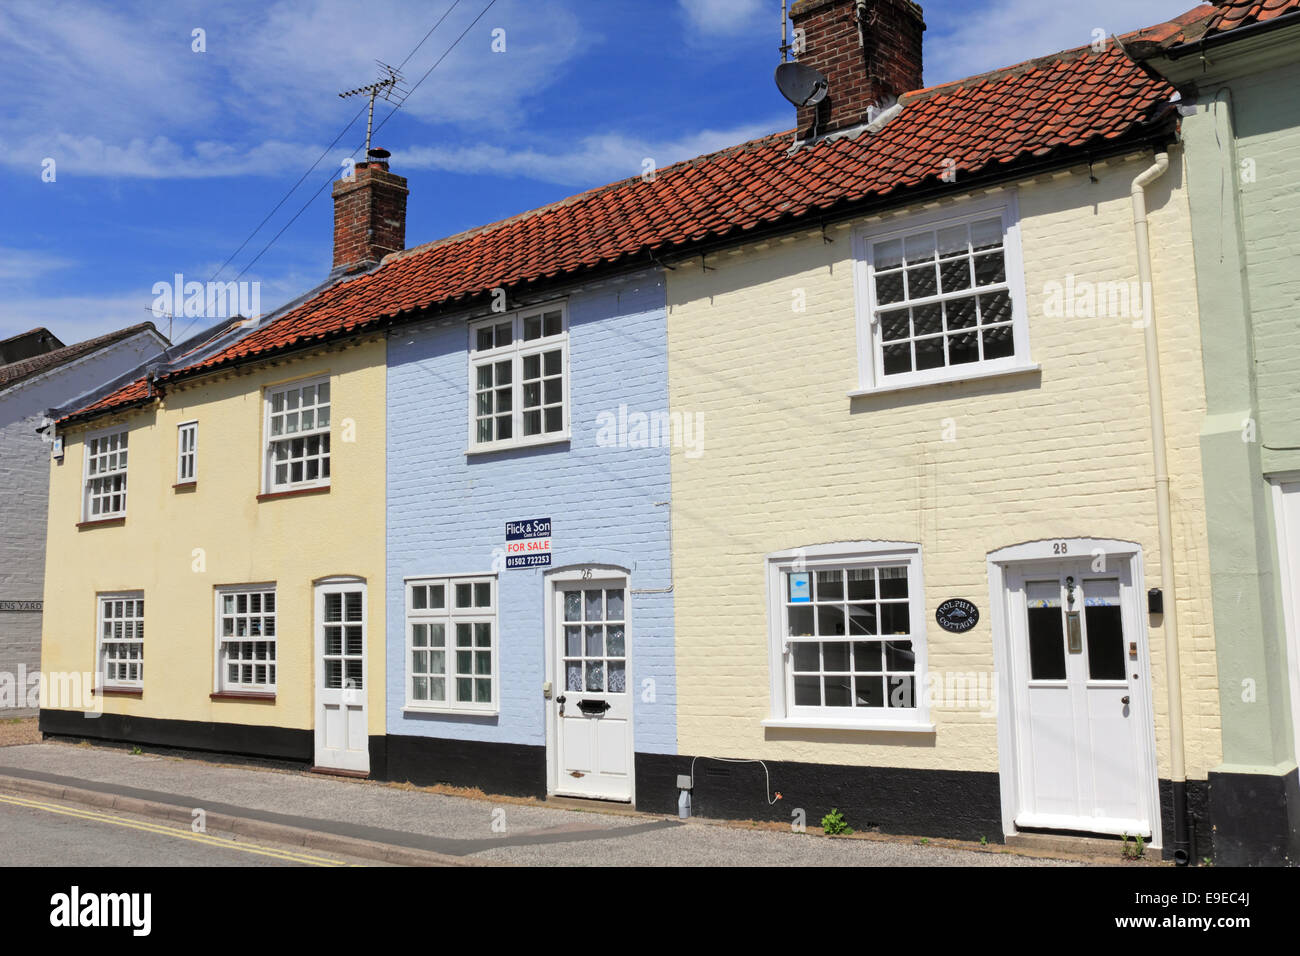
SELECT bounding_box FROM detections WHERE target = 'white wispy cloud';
[400,119,788,187]
[0,248,73,283]
[678,0,767,37]
[925,0,1194,85]
[0,0,588,178]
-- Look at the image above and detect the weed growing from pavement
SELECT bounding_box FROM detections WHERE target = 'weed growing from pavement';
[821,808,852,835]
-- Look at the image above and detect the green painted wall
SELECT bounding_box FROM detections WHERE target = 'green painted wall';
[1180,55,1300,775]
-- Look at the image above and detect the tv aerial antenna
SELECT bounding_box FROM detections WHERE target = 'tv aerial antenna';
[775,0,828,108]
[338,61,410,154]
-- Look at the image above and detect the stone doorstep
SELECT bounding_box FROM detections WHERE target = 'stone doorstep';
[0,774,490,868]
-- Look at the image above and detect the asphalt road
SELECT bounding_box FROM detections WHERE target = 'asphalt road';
[0,792,374,867]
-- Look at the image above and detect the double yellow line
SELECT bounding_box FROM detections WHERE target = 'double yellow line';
[0,792,354,866]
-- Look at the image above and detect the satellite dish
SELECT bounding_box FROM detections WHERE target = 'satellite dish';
[775,61,828,108]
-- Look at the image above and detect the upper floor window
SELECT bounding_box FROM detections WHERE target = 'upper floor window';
[264,377,330,493]
[83,427,129,520]
[854,202,1030,391]
[765,543,930,729]
[468,304,568,451]
[177,421,197,484]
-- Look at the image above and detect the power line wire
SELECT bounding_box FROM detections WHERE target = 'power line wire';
[173,0,473,343]
[231,0,498,283]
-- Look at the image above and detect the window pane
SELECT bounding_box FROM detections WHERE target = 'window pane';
[982,322,1014,361]
[853,641,882,672]
[817,604,845,636]
[875,271,905,305]
[907,264,937,299]
[1085,581,1126,681]
[904,231,936,263]
[793,675,821,706]
[792,643,819,672]
[874,238,904,269]
[1026,582,1066,680]
[788,605,814,636]
[822,641,850,672]
[971,217,1003,250]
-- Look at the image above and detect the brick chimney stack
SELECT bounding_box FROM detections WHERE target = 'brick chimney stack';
[789,0,925,138]
[331,156,408,274]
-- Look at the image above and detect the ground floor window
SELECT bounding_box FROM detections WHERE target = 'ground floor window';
[405,575,496,713]
[766,544,927,724]
[98,592,144,688]
[216,586,277,692]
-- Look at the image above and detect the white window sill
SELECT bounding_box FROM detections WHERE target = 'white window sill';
[465,433,570,457]
[848,362,1040,398]
[403,704,499,718]
[761,716,935,733]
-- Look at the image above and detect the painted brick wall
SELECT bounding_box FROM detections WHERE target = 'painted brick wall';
[385,274,676,756]
[1,332,166,714]
[42,340,387,734]
[665,150,1221,780]
[0,413,47,713]
[1233,59,1300,462]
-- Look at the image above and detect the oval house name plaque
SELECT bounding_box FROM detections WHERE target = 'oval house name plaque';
[935,598,979,633]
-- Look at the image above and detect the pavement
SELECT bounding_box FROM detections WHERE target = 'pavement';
[0,736,1095,867]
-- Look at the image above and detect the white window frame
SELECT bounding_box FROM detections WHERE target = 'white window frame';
[81,425,129,521]
[177,420,198,484]
[850,194,1034,395]
[467,302,570,453]
[262,376,331,494]
[96,590,144,689]
[214,584,278,694]
[403,573,498,715]
[763,542,932,732]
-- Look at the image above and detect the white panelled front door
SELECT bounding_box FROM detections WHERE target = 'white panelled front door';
[314,580,369,773]
[550,575,633,801]
[1005,561,1153,837]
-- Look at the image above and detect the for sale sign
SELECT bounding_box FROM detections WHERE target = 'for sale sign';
[505,518,552,569]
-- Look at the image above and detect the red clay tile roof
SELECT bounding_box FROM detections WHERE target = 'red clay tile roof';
[64,32,1183,426]
[0,322,163,391]
[1125,0,1300,51]
[1206,0,1300,33]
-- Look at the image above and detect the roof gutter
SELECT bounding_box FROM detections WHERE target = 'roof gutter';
[1163,11,1300,60]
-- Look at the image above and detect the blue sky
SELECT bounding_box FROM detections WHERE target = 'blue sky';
[0,0,1197,345]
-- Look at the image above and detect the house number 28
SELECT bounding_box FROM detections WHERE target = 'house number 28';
[1052,542,1068,555]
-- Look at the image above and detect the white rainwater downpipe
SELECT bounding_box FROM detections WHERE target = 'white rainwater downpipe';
[1131,150,1190,865]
